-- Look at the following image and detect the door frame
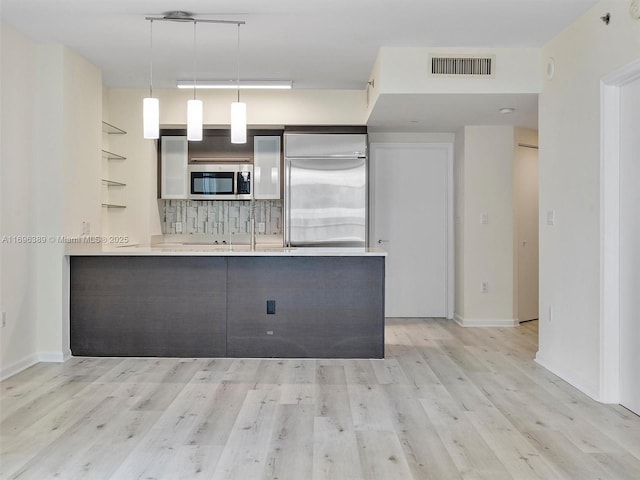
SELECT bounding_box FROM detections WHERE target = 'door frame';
[369,142,454,319]
[600,57,640,403]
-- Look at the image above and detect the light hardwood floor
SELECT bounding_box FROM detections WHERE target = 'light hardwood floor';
[2,318,640,479]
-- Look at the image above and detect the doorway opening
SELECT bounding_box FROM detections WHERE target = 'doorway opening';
[514,134,539,324]
[601,57,640,412]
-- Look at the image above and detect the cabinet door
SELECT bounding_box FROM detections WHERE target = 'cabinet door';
[161,136,188,199]
[226,256,384,358]
[253,136,281,199]
[70,256,228,357]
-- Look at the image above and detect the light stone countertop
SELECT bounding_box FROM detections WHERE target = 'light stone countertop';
[65,243,387,257]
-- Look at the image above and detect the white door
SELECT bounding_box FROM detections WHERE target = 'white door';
[515,145,539,322]
[370,143,453,318]
[619,75,640,415]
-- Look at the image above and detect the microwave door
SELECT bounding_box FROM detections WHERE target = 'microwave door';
[190,171,234,198]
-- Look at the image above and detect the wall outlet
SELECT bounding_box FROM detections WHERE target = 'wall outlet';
[267,300,276,314]
[481,281,489,293]
[480,213,489,225]
[175,221,183,233]
[1,312,6,328]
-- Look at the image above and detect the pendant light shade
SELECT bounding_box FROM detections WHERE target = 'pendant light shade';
[230,102,247,144]
[187,99,203,141]
[142,15,249,143]
[143,97,159,139]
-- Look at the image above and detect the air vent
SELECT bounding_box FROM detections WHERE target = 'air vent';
[430,55,495,76]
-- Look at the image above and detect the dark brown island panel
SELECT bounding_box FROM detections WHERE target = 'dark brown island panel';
[70,255,385,358]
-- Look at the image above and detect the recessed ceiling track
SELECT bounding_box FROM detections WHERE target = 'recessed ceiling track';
[430,54,495,76]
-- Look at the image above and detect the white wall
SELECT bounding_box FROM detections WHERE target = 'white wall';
[455,126,516,326]
[35,46,102,361]
[103,89,161,246]
[0,24,39,377]
[368,132,454,144]
[154,88,367,127]
[537,0,640,399]
[373,47,541,94]
[0,23,103,378]
[454,128,466,319]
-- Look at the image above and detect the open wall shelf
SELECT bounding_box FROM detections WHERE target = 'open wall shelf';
[102,149,126,161]
[102,121,127,135]
[102,179,126,187]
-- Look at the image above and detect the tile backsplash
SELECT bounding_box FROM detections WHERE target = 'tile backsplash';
[161,200,282,237]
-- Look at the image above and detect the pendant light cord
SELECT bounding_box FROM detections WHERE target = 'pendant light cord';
[149,20,154,97]
[193,21,197,100]
[236,23,241,103]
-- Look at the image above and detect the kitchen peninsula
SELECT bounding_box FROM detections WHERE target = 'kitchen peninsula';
[67,244,386,359]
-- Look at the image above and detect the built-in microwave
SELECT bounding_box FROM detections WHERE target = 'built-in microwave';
[188,164,252,200]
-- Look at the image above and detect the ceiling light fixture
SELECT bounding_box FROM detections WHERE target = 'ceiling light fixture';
[231,23,247,144]
[187,21,203,141]
[143,20,159,139]
[499,107,515,114]
[143,13,246,140]
[176,80,292,89]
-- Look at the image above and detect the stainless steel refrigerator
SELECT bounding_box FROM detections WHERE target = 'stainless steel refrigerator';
[284,133,367,247]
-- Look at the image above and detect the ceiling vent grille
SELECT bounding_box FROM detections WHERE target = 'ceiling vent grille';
[430,55,495,77]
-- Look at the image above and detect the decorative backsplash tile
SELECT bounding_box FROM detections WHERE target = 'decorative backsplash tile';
[161,200,282,237]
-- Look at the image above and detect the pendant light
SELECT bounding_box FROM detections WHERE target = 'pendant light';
[143,20,159,139]
[187,21,203,141]
[231,23,247,144]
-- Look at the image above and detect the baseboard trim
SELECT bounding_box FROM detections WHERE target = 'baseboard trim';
[535,352,600,401]
[0,353,39,381]
[454,314,518,327]
[37,351,67,363]
[1,351,68,381]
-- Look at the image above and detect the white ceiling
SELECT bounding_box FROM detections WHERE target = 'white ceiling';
[1,0,598,130]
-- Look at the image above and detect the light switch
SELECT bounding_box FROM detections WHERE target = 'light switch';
[480,213,489,225]
[546,210,555,226]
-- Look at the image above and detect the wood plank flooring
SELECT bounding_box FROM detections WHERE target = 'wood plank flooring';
[2,319,640,479]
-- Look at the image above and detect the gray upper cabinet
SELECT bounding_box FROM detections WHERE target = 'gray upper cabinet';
[188,131,253,163]
[253,136,281,199]
[161,136,188,199]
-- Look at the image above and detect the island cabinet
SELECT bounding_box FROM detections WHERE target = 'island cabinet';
[69,253,385,359]
[70,256,227,357]
[226,257,384,358]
